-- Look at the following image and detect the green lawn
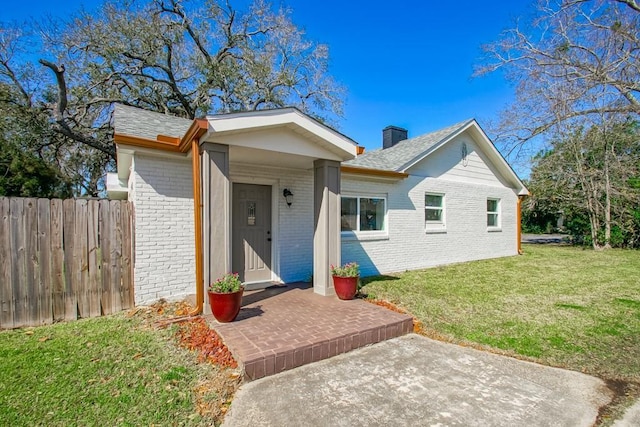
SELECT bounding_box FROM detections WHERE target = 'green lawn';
[0,314,235,426]
[362,244,640,383]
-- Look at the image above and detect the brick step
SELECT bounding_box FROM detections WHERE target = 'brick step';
[206,284,413,380]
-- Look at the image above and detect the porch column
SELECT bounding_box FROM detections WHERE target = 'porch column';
[313,159,341,296]
[201,143,230,298]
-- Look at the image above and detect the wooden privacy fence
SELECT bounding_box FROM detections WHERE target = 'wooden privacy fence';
[0,197,134,329]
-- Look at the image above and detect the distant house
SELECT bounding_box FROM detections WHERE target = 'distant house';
[108,105,528,309]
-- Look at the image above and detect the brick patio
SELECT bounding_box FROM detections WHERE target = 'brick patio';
[205,283,414,380]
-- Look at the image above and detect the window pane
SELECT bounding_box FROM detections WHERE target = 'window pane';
[487,213,498,227]
[360,198,385,231]
[247,201,256,226]
[426,208,442,222]
[425,194,442,207]
[487,199,498,212]
[341,197,357,231]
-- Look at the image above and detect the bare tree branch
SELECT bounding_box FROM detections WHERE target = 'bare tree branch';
[614,0,640,13]
[38,59,67,119]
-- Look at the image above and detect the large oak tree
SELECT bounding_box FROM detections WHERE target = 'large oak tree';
[478,0,640,248]
[0,0,344,196]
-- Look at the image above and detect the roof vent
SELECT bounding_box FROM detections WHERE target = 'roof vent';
[382,126,408,149]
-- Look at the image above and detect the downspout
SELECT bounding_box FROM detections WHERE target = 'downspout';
[517,196,523,255]
[189,139,204,315]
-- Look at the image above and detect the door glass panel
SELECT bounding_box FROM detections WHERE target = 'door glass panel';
[247,201,256,226]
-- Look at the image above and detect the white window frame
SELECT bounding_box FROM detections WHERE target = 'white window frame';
[487,198,501,230]
[341,195,388,240]
[425,193,446,233]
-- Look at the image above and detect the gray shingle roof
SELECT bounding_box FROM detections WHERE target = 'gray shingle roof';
[344,119,474,172]
[113,104,192,140]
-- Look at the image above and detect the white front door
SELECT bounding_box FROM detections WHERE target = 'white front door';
[232,184,272,283]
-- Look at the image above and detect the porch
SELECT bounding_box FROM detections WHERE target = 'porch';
[206,283,414,380]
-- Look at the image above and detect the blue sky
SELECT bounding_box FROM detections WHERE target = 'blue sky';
[2,0,533,172]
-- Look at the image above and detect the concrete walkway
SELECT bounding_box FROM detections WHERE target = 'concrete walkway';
[223,334,613,427]
[613,400,640,426]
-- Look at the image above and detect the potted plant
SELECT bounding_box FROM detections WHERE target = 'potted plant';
[330,262,360,300]
[208,273,244,322]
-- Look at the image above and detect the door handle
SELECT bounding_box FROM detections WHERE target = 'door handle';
[267,238,272,242]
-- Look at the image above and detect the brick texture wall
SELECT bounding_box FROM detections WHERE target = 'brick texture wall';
[129,136,521,303]
[130,154,196,304]
[342,175,519,277]
[129,157,315,304]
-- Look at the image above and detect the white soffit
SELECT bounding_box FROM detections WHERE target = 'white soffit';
[204,109,357,161]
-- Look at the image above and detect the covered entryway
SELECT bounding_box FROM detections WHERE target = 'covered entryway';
[197,108,358,301]
[232,184,272,283]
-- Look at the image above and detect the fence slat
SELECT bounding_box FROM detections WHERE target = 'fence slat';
[1,197,134,329]
[120,201,133,309]
[50,199,65,322]
[110,201,123,313]
[87,201,101,317]
[0,198,13,329]
[99,200,112,315]
[62,199,77,321]
[75,200,89,318]
[24,198,39,325]
[10,198,26,328]
[37,199,52,325]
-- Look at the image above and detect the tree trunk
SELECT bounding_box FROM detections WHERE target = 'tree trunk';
[603,145,612,249]
[573,140,602,250]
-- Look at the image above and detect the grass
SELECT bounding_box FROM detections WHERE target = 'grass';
[361,244,640,383]
[0,313,237,426]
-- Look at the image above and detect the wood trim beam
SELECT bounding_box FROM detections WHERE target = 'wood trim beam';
[114,118,208,154]
[114,133,181,152]
[179,118,209,152]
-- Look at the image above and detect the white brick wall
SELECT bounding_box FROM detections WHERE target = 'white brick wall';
[130,154,195,304]
[341,175,519,277]
[128,140,521,303]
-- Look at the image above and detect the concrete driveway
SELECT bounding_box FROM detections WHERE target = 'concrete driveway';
[223,334,613,427]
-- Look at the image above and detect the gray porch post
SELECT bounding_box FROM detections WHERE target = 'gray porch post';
[201,143,230,300]
[313,159,341,296]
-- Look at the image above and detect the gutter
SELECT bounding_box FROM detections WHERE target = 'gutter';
[517,195,525,255]
[189,138,205,315]
[340,165,409,179]
[185,120,209,315]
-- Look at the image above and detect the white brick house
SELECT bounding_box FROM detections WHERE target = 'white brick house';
[108,105,527,308]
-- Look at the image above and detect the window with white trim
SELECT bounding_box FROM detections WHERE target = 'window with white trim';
[341,196,386,232]
[487,198,500,228]
[425,193,444,222]
[425,193,445,230]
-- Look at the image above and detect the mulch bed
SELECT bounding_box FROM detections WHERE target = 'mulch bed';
[176,317,238,369]
[129,299,241,423]
[131,299,238,369]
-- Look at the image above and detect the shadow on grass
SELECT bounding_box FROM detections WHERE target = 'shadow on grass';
[361,275,401,285]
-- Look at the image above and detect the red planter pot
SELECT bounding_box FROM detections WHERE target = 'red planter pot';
[208,288,244,322]
[332,275,359,300]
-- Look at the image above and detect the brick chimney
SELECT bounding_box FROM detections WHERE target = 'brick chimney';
[382,126,408,149]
